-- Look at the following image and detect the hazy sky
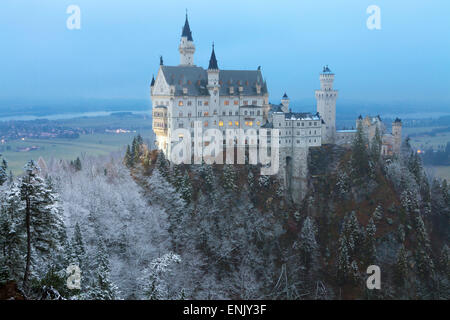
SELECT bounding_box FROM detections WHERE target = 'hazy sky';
[0,0,449,108]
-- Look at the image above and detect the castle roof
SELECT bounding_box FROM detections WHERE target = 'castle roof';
[159,65,267,96]
[181,14,193,41]
[284,112,320,121]
[208,44,219,70]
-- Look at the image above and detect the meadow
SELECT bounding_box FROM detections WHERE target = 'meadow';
[1,130,153,175]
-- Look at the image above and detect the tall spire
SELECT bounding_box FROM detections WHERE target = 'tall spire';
[208,43,218,70]
[181,11,193,41]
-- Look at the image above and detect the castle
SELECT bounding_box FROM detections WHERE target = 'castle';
[150,14,402,202]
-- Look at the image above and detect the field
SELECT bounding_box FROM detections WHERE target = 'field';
[403,126,450,150]
[1,130,153,175]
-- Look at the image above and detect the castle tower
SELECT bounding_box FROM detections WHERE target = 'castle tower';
[179,13,195,66]
[281,93,290,113]
[315,66,338,144]
[207,43,220,118]
[392,118,402,155]
[207,44,219,88]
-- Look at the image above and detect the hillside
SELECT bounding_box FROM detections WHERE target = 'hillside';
[0,135,448,300]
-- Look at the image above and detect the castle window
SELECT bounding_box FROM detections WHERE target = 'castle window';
[228,121,233,126]
[235,121,239,126]
[224,100,229,106]
[178,123,183,128]
[178,101,184,106]
[204,112,209,116]
[235,111,239,115]
[309,122,312,126]
[187,101,192,106]
[229,111,232,116]
[179,112,183,117]
[198,101,202,106]
[219,121,224,127]
[213,110,217,115]
[256,121,260,126]
[302,122,305,127]
[188,112,191,118]
[252,100,257,105]
[204,121,208,127]
[314,122,317,126]
[243,100,248,106]
[223,111,226,116]
[204,101,209,106]
[234,100,239,105]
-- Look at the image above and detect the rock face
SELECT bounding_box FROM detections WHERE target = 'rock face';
[278,146,309,204]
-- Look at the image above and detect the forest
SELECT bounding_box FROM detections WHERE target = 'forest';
[0,128,449,300]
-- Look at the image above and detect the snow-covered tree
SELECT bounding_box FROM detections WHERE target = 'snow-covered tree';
[298,216,318,269]
[85,237,119,300]
[0,154,7,186]
[19,160,66,290]
[337,235,351,284]
[0,182,25,282]
[141,252,181,300]
[363,218,377,264]
[222,164,236,192]
[394,244,408,288]
[414,214,434,280]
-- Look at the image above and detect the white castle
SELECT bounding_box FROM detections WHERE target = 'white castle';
[150,14,402,202]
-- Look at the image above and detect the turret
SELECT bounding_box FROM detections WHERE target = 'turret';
[281,93,290,112]
[207,43,219,88]
[315,65,338,144]
[392,118,402,155]
[179,13,195,66]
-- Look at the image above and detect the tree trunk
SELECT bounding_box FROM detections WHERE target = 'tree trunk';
[23,197,31,290]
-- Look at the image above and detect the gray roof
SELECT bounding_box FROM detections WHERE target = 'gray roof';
[160,65,267,97]
[269,104,284,113]
[284,112,320,121]
[261,122,273,128]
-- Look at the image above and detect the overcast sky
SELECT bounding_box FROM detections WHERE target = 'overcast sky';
[0,0,449,108]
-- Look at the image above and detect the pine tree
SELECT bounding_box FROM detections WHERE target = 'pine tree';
[363,218,377,265]
[86,237,119,300]
[298,216,318,269]
[0,154,7,186]
[394,244,408,287]
[414,214,435,280]
[19,160,66,290]
[0,182,25,282]
[142,252,181,300]
[439,245,449,277]
[70,222,87,271]
[351,124,370,179]
[73,157,82,171]
[222,164,236,192]
[337,234,351,284]
[179,172,192,203]
[342,211,362,256]
[124,145,133,168]
[370,126,382,161]
[156,151,169,178]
